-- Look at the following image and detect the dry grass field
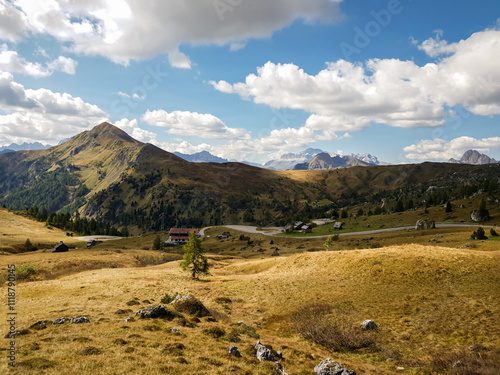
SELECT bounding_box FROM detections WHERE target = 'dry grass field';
[1,208,499,374]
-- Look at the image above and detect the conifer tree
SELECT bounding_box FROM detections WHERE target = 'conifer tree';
[180,232,209,279]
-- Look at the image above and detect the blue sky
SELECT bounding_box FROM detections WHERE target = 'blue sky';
[0,0,499,164]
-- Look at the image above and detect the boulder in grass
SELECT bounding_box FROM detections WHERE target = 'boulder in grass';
[314,358,356,375]
[254,341,276,362]
[30,320,52,330]
[228,345,241,357]
[135,304,177,320]
[170,295,211,317]
[360,320,378,330]
[52,317,66,325]
[71,316,90,324]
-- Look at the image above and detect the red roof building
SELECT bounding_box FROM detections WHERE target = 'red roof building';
[166,228,199,244]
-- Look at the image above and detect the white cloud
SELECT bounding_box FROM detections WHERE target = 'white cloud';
[417,30,458,57]
[0,44,77,77]
[0,72,107,145]
[114,118,157,143]
[142,109,250,140]
[168,50,192,69]
[212,29,500,136]
[404,136,500,161]
[1,0,342,67]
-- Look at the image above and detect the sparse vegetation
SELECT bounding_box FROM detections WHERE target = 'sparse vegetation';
[291,303,375,352]
[180,232,210,279]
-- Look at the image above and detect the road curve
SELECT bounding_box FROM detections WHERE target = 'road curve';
[200,223,496,240]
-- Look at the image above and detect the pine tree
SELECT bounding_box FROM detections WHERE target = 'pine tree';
[153,235,162,250]
[24,238,35,252]
[445,201,452,213]
[180,232,209,279]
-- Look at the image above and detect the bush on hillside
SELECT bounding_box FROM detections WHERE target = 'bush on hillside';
[291,303,375,352]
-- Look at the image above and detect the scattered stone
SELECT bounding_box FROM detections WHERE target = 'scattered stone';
[124,316,134,323]
[135,304,177,320]
[52,317,66,325]
[471,210,490,222]
[170,327,180,333]
[276,350,283,359]
[396,367,405,371]
[314,358,356,375]
[228,345,241,357]
[415,220,435,230]
[71,316,90,324]
[237,321,247,326]
[361,320,378,330]
[170,295,211,317]
[255,341,276,362]
[30,321,51,330]
[275,361,289,375]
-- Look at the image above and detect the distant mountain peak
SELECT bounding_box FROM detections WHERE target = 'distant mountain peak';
[174,151,228,163]
[448,149,497,165]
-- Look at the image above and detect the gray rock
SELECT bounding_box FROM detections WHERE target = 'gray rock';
[276,350,283,359]
[52,317,66,325]
[124,316,134,322]
[170,327,180,333]
[71,316,90,324]
[255,341,276,362]
[228,345,241,357]
[135,304,176,320]
[30,320,50,330]
[471,210,490,222]
[361,320,377,330]
[415,220,435,230]
[275,361,289,375]
[314,358,356,375]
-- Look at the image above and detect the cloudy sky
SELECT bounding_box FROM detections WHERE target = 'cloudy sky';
[0,0,499,164]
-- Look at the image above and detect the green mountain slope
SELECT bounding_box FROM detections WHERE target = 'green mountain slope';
[1,123,499,232]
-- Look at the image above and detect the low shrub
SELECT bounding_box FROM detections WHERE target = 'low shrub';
[291,303,375,352]
[161,293,179,304]
[428,347,500,375]
[203,327,226,339]
[16,264,37,280]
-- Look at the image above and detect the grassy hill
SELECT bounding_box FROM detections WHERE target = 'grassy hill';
[1,234,499,374]
[1,123,499,233]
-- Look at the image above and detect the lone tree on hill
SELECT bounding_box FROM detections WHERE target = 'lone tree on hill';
[180,232,209,279]
[153,235,162,250]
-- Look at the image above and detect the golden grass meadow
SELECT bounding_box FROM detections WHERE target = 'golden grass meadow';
[1,208,499,374]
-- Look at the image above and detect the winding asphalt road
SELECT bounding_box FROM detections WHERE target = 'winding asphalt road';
[200,223,496,240]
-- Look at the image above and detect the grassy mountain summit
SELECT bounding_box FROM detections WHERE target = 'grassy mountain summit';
[0,122,499,232]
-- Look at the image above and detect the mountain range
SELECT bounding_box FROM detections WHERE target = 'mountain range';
[0,122,498,232]
[292,152,372,170]
[0,142,52,153]
[448,150,497,165]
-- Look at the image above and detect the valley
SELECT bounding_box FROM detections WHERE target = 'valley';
[1,123,500,374]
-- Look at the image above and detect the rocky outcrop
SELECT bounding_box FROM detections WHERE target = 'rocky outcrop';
[71,316,90,324]
[360,320,378,330]
[255,341,276,362]
[228,345,241,357]
[471,210,490,223]
[314,358,356,375]
[170,295,211,317]
[415,220,435,230]
[30,320,52,330]
[52,317,66,325]
[135,305,176,320]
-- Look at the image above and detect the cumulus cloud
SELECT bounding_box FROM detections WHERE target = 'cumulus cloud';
[212,29,500,138]
[114,118,157,143]
[1,0,342,67]
[0,44,77,77]
[404,136,500,161]
[0,72,107,145]
[417,30,458,57]
[142,109,250,140]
